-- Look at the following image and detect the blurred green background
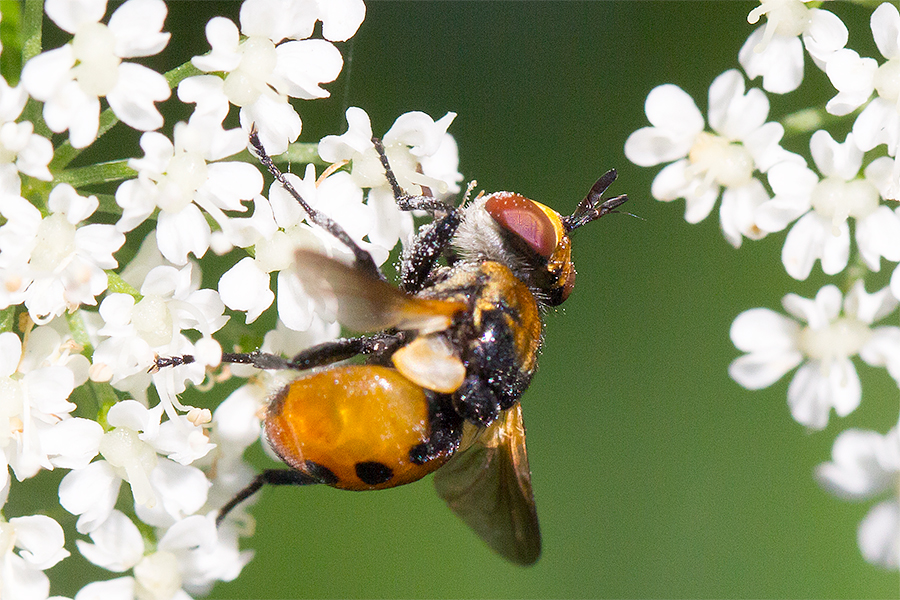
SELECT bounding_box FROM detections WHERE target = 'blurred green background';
[25,1,900,598]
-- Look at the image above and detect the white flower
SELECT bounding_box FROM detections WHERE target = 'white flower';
[115,117,263,265]
[825,3,900,198]
[74,511,250,599]
[58,400,210,534]
[319,107,461,251]
[0,514,70,600]
[729,283,900,430]
[92,261,227,402]
[320,107,462,197]
[740,0,847,94]
[624,69,801,246]
[0,185,125,323]
[189,0,364,156]
[20,0,171,148]
[756,131,900,280]
[0,328,101,491]
[817,428,900,568]
[0,78,52,184]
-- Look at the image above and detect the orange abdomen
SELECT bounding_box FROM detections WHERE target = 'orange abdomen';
[265,365,451,490]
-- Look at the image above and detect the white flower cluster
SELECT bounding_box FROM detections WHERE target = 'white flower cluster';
[0,0,462,598]
[625,0,900,571]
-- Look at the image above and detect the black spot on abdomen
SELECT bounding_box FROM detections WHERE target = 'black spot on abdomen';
[355,461,393,485]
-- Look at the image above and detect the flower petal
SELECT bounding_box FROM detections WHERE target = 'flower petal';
[810,130,861,180]
[156,204,212,265]
[858,500,900,569]
[317,0,366,42]
[45,0,106,33]
[816,429,894,499]
[10,514,69,569]
[803,9,848,68]
[781,212,827,280]
[108,0,170,58]
[708,69,768,140]
[76,510,143,571]
[643,83,704,141]
[272,39,342,99]
[871,2,900,61]
[739,28,803,94]
[825,49,877,116]
[58,461,122,533]
[624,126,690,167]
[107,63,170,131]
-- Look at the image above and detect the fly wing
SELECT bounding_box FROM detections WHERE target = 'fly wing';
[433,404,541,565]
[293,248,464,334]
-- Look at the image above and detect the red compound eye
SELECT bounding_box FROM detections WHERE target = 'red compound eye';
[484,192,559,259]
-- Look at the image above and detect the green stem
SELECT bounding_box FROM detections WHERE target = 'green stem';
[88,380,121,431]
[163,61,204,89]
[65,310,94,356]
[20,0,46,134]
[54,160,138,187]
[842,253,869,296]
[106,271,142,300]
[20,0,42,64]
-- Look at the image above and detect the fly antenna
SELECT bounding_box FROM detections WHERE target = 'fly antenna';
[562,169,629,233]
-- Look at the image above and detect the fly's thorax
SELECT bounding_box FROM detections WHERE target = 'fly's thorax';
[414,259,543,379]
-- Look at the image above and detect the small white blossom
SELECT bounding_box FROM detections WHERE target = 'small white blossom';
[74,511,250,599]
[320,106,462,197]
[817,427,900,568]
[20,0,171,148]
[0,514,70,600]
[76,510,145,573]
[59,400,210,534]
[319,107,461,251]
[189,0,364,156]
[0,185,125,323]
[756,131,900,280]
[624,69,801,246]
[825,3,900,198]
[0,328,101,491]
[0,78,52,185]
[740,0,848,94]
[115,117,263,265]
[729,283,900,430]
[92,260,227,402]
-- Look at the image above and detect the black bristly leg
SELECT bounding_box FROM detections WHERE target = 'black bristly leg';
[370,136,464,294]
[248,127,384,282]
[371,136,458,214]
[216,469,319,526]
[153,332,408,374]
[399,211,461,294]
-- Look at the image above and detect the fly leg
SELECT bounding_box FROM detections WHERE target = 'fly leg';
[153,331,408,374]
[371,137,468,294]
[248,127,384,282]
[217,469,319,526]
